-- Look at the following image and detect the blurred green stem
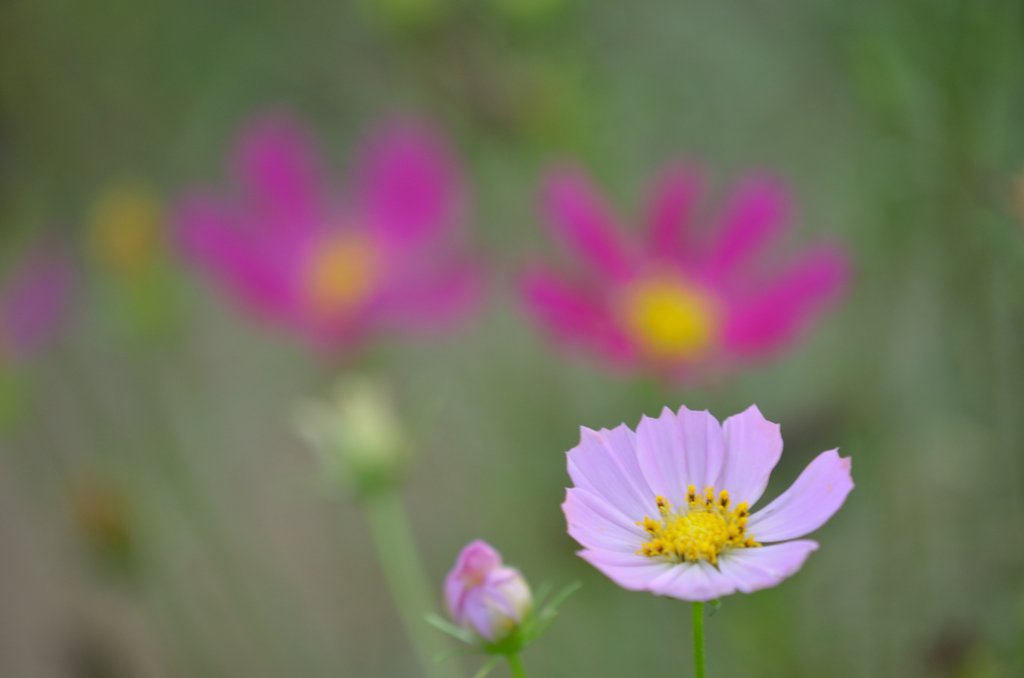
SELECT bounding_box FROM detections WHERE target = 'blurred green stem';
[692,602,705,678]
[363,489,461,678]
[507,653,528,678]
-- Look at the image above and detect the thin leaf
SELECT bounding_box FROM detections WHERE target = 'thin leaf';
[532,581,553,609]
[472,656,503,678]
[531,615,557,640]
[425,613,475,644]
[521,581,583,646]
[541,581,582,615]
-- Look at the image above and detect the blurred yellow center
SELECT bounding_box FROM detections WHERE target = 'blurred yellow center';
[637,487,759,565]
[622,275,718,360]
[90,183,163,277]
[306,234,378,317]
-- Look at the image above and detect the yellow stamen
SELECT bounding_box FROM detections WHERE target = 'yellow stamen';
[619,273,720,360]
[305,233,378,317]
[636,488,760,565]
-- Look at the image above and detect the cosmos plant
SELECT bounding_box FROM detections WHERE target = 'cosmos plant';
[562,403,853,676]
[521,164,850,380]
[175,111,481,355]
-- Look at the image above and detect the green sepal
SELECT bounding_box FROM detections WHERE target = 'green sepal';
[708,598,723,616]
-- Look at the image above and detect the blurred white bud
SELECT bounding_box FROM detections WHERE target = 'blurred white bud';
[294,376,406,496]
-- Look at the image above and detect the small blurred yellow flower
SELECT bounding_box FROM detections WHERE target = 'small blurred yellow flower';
[1012,174,1024,226]
[90,181,164,277]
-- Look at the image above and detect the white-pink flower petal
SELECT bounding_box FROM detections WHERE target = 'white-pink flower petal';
[636,406,723,505]
[567,424,655,519]
[578,550,675,591]
[563,488,647,553]
[715,405,783,507]
[717,540,819,594]
[677,407,725,492]
[747,449,853,542]
[648,560,738,601]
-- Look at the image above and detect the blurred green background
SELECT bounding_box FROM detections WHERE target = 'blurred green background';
[2,0,1024,676]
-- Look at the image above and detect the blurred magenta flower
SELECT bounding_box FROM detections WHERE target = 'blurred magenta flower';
[522,164,850,378]
[445,540,532,642]
[174,112,480,352]
[563,404,853,601]
[0,239,74,366]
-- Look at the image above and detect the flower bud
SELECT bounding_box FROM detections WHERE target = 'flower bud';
[294,376,406,497]
[444,540,532,643]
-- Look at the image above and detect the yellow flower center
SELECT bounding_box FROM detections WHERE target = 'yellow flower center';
[621,275,719,360]
[637,486,760,565]
[305,233,378,318]
[90,182,163,277]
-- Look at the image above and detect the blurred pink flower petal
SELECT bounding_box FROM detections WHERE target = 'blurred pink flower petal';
[174,111,481,353]
[521,265,636,367]
[232,113,324,238]
[645,163,703,257]
[723,245,850,357]
[0,239,74,364]
[704,175,791,282]
[372,259,482,331]
[177,192,299,324]
[355,120,463,250]
[563,404,853,602]
[541,167,634,282]
[521,163,851,379]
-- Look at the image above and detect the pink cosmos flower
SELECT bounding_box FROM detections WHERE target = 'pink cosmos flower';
[0,239,74,365]
[445,540,533,642]
[521,164,850,378]
[562,404,853,601]
[174,111,480,352]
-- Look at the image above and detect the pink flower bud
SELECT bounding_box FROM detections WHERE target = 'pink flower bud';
[444,540,532,643]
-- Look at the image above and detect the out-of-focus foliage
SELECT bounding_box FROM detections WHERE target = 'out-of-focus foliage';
[1,0,1024,677]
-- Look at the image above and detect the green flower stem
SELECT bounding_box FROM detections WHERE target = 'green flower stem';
[507,653,529,678]
[692,602,705,678]
[363,489,462,678]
